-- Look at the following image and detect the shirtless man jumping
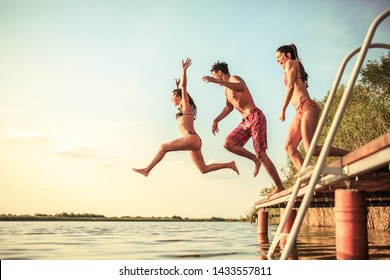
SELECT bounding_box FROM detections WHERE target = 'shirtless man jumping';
[202,61,284,195]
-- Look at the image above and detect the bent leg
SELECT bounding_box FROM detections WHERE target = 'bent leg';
[224,139,260,177]
[189,149,239,175]
[329,146,350,157]
[301,106,349,158]
[314,146,350,158]
[257,151,284,195]
[133,136,200,177]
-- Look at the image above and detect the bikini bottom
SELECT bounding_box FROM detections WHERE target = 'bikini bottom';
[187,131,202,142]
[296,99,317,119]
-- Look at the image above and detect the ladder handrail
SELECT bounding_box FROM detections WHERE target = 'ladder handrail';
[266,7,390,260]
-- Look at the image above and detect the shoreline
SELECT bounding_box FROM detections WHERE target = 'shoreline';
[0,215,245,222]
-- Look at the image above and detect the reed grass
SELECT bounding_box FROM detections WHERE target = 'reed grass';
[302,207,389,231]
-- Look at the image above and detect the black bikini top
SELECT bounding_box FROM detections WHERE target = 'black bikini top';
[176,107,194,120]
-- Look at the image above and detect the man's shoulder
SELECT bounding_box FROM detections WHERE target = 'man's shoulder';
[231,75,244,81]
[230,75,242,80]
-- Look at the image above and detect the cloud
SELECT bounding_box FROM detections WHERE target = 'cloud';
[1,131,48,143]
[44,143,125,167]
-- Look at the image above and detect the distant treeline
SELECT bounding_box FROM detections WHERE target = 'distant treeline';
[0,213,246,222]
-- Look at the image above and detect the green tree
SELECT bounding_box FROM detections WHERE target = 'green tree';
[320,52,390,150]
[359,52,390,96]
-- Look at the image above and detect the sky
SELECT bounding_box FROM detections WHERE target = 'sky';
[1,0,389,219]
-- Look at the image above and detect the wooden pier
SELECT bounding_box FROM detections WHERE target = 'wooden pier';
[255,132,390,209]
[254,132,390,259]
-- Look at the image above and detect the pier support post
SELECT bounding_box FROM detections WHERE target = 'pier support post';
[257,210,268,236]
[280,209,298,259]
[334,189,368,260]
[281,208,297,234]
[256,210,269,245]
[256,210,269,259]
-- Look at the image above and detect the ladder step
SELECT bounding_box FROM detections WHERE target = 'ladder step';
[274,232,289,238]
[322,166,347,175]
[296,165,314,180]
[296,166,347,181]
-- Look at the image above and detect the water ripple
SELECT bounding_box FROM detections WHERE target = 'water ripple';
[0,221,388,260]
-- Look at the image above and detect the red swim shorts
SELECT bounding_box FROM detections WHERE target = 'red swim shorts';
[225,107,268,152]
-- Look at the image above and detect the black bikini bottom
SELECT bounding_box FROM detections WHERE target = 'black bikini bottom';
[187,131,202,142]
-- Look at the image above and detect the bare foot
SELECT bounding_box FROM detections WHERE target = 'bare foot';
[229,161,239,175]
[253,159,261,177]
[266,187,284,199]
[133,168,149,177]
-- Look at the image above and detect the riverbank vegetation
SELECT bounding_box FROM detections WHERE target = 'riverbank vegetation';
[261,207,389,231]
[0,212,246,222]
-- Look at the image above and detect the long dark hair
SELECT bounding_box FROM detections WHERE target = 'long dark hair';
[172,88,197,118]
[277,44,309,83]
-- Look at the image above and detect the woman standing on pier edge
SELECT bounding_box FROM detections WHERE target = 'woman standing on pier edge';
[275,44,349,171]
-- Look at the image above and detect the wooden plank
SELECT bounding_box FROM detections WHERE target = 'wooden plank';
[330,132,390,167]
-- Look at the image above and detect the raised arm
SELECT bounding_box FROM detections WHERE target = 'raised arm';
[217,75,245,92]
[180,58,192,109]
[202,75,245,92]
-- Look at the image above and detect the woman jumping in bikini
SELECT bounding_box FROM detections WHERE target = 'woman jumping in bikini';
[276,44,349,171]
[133,58,239,177]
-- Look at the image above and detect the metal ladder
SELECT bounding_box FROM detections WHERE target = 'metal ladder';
[267,7,390,260]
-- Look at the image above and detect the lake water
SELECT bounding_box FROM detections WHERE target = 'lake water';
[0,221,389,260]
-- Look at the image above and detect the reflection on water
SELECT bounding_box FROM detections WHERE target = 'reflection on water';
[260,224,390,260]
[295,226,337,260]
[0,221,388,260]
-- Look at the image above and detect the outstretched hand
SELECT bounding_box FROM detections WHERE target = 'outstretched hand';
[182,58,192,70]
[202,76,217,83]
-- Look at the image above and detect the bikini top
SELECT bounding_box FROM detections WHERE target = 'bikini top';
[176,107,195,120]
[283,72,303,86]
